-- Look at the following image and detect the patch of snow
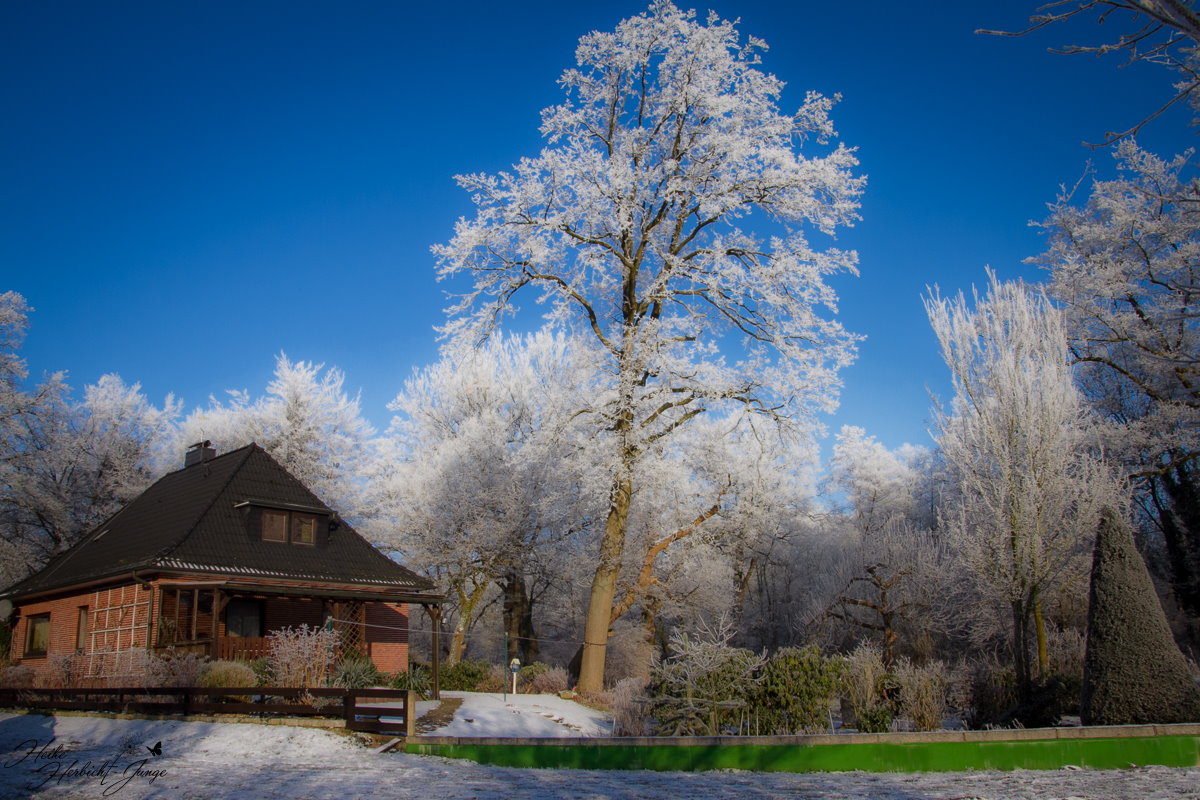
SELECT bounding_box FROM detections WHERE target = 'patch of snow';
[0,711,1196,799]
[423,692,613,738]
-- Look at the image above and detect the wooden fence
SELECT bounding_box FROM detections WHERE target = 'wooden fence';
[0,686,416,736]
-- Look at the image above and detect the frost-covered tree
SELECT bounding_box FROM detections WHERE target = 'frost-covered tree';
[1037,142,1200,614]
[927,272,1118,694]
[819,427,945,665]
[375,331,605,665]
[980,1,1200,145]
[179,353,374,517]
[1,292,180,584]
[826,425,931,536]
[604,412,819,676]
[433,0,863,691]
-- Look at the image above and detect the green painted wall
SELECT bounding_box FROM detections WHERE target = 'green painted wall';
[405,734,1200,773]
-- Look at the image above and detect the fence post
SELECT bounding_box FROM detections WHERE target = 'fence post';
[406,690,416,738]
[344,689,354,729]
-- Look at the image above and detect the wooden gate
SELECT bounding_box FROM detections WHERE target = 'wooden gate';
[344,688,416,736]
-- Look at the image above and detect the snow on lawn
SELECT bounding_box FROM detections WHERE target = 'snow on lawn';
[419,691,613,737]
[0,708,1197,800]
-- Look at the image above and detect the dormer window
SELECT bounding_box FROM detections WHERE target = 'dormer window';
[235,499,328,546]
[263,510,288,543]
[260,509,318,545]
[291,514,315,545]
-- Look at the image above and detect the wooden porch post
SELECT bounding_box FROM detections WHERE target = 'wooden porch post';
[429,604,441,700]
[210,589,227,660]
[190,589,199,641]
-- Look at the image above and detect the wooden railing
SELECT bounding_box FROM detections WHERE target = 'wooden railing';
[217,637,271,661]
[0,686,416,736]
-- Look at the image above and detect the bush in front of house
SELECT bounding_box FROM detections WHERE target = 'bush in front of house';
[0,663,34,688]
[198,660,258,688]
[388,662,432,696]
[247,657,273,687]
[151,650,210,688]
[267,625,338,687]
[332,654,380,689]
[46,653,85,688]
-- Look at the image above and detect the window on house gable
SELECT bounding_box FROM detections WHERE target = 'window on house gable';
[260,508,318,546]
[262,509,289,543]
[292,513,316,545]
[24,613,50,657]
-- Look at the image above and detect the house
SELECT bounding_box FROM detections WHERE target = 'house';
[1,442,443,687]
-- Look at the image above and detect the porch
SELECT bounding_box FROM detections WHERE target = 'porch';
[149,580,443,694]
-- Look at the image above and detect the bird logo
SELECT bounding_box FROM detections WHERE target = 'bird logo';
[146,741,162,757]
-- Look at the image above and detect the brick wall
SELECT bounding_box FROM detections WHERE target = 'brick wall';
[365,602,409,674]
[7,587,416,683]
[8,583,153,684]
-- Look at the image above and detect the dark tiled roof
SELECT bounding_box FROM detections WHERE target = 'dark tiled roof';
[2,444,434,599]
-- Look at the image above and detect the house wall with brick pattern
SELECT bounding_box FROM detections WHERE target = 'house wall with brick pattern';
[365,602,409,673]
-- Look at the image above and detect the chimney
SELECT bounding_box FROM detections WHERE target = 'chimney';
[185,440,217,468]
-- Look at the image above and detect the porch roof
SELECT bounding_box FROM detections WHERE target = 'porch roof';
[156,580,444,605]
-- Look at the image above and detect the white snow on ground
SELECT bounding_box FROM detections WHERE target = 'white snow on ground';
[0,699,1197,799]
[419,691,613,737]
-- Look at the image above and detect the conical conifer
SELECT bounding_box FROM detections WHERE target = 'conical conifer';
[1081,508,1200,725]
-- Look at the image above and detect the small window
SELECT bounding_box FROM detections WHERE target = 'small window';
[262,509,288,543]
[24,614,50,657]
[292,514,316,545]
[76,607,88,651]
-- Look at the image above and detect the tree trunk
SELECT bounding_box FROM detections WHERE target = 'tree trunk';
[447,579,490,665]
[1158,463,1200,616]
[1012,600,1031,700]
[501,569,539,664]
[577,471,633,693]
[1032,590,1049,679]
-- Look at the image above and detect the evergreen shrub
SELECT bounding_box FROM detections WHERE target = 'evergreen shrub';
[332,655,380,689]
[388,662,432,696]
[1082,509,1200,724]
[751,646,844,734]
[440,658,492,691]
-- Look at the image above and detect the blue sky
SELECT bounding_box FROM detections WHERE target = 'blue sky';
[2,0,1193,456]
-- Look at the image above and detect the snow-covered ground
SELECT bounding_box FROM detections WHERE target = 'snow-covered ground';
[0,697,1197,799]
[416,691,613,737]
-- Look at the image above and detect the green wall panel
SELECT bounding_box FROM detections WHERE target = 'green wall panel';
[404,735,1200,773]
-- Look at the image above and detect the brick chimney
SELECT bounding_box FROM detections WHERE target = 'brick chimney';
[185,441,217,468]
